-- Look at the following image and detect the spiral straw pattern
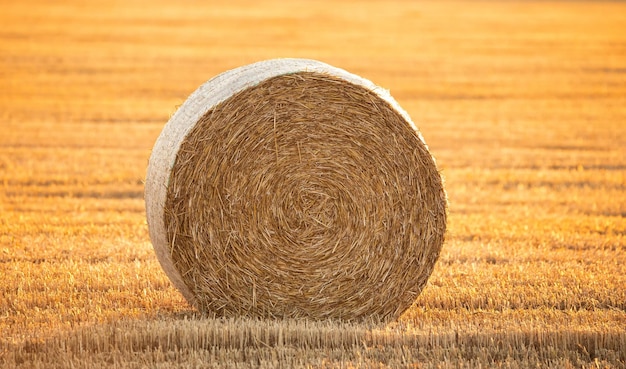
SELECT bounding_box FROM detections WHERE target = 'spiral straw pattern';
[146,59,446,320]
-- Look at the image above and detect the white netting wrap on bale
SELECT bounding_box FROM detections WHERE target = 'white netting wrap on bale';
[145,58,447,320]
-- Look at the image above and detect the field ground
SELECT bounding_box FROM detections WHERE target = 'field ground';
[1,0,625,367]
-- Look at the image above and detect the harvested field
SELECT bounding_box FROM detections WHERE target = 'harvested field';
[1,0,625,368]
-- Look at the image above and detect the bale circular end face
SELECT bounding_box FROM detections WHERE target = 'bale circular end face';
[145,59,447,321]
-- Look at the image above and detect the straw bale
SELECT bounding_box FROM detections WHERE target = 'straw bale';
[145,59,447,320]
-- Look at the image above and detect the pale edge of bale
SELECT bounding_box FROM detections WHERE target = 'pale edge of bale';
[145,58,434,308]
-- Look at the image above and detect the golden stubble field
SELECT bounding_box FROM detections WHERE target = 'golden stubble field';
[1,0,625,367]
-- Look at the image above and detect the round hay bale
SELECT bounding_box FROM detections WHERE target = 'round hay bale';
[145,58,447,321]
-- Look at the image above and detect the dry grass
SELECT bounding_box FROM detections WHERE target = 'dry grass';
[159,70,446,320]
[1,0,625,367]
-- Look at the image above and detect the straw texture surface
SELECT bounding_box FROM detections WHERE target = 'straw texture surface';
[145,59,446,320]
